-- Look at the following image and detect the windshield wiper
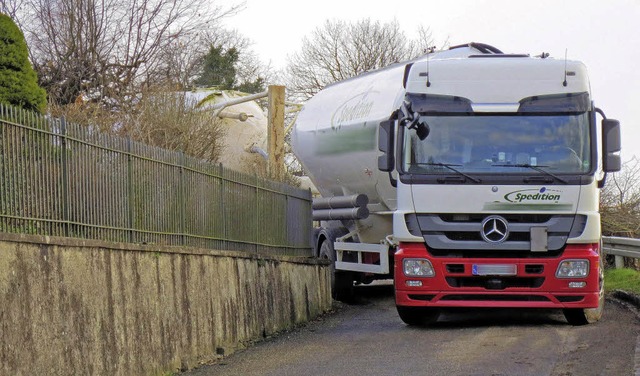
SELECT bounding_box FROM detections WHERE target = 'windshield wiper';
[416,162,481,183]
[492,163,568,184]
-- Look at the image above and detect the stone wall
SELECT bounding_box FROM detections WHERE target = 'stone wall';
[0,233,332,375]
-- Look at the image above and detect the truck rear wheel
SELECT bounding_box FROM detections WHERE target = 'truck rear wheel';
[319,239,354,302]
[397,306,439,326]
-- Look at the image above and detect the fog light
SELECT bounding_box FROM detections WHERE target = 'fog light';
[406,280,423,287]
[556,259,589,278]
[569,282,586,288]
[403,259,435,277]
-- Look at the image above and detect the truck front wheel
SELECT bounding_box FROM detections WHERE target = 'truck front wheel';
[563,295,603,325]
[397,306,440,326]
[563,260,605,326]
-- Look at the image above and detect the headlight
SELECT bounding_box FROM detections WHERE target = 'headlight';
[403,258,435,277]
[556,259,589,278]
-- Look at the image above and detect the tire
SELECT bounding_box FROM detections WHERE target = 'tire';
[563,298,603,325]
[397,306,440,326]
[563,258,605,326]
[319,239,354,302]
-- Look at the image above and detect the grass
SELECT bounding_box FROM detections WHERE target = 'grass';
[604,268,640,294]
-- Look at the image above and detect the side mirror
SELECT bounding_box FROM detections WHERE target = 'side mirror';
[378,118,395,172]
[602,119,621,172]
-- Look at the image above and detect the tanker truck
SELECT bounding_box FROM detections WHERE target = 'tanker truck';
[291,42,621,326]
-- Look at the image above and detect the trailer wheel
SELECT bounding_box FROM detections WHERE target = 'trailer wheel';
[397,306,439,326]
[319,239,354,302]
[563,258,605,326]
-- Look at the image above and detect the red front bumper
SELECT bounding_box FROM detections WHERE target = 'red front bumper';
[395,242,601,309]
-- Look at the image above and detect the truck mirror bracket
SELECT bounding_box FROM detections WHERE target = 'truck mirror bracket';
[378,111,397,172]
[378,111,398,187]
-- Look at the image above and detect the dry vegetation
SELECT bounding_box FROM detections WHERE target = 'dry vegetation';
[50,87,226,163]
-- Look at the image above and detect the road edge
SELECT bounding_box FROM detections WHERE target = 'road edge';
[606,290,640,376]
[608,290,640,318]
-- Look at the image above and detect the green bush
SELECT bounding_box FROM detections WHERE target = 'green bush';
[0,14,47,113]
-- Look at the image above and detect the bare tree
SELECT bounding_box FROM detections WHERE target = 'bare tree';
[0,1,24,22]
[234,48,273,93]
[151,32,215,90]
[146,27,274,96]
[17,0,244,106]
[600,156,640,237]
[285,18,437,100]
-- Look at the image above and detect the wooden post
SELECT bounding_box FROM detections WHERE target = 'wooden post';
[268,85,286,181]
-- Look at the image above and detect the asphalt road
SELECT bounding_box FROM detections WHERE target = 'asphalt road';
[184,282,640,376]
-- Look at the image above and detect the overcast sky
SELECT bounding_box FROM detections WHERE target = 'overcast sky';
[220,0,639,159]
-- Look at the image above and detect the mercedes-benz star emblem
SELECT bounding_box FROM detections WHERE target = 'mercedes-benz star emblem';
[481,215,509,243]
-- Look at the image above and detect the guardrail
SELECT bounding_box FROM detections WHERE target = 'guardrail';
[602,236,640,268]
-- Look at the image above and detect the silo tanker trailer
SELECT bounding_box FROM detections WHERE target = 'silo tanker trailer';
[291,43,621,325]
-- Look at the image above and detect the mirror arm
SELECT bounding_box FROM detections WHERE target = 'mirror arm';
[388,171,397,188]
[388,110,399,187]
[597,174,606,189]
[378,110,399,186]
[596,108,605,188]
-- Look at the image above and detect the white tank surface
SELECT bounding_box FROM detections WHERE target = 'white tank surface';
[292,64,407,243]
[186,89,269,175]
[291,46,487,242]
[292,49,480,217]
[292,65,403,204]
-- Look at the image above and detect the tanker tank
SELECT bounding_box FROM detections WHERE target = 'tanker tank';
[292,64,404,243]
[291,46,482,244]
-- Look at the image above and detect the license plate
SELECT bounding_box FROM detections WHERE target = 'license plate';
[472,264,517,276]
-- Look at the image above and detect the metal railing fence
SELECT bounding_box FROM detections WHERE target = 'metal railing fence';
[0,104,312,256]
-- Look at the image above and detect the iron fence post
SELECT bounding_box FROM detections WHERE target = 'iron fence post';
[255,174,259,253]
[127,137,133,243]
[221,164,226,243]
[179,151,186,246]
[60,117,69,237]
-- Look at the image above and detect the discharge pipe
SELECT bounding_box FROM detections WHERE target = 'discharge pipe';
[211,90,268,117]
[312,194,369,220]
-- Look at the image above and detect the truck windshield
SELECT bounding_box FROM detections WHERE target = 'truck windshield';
[402,113,591,175]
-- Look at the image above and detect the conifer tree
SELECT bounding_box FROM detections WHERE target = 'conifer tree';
[0,14,46,113]
[195,45,239,89]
